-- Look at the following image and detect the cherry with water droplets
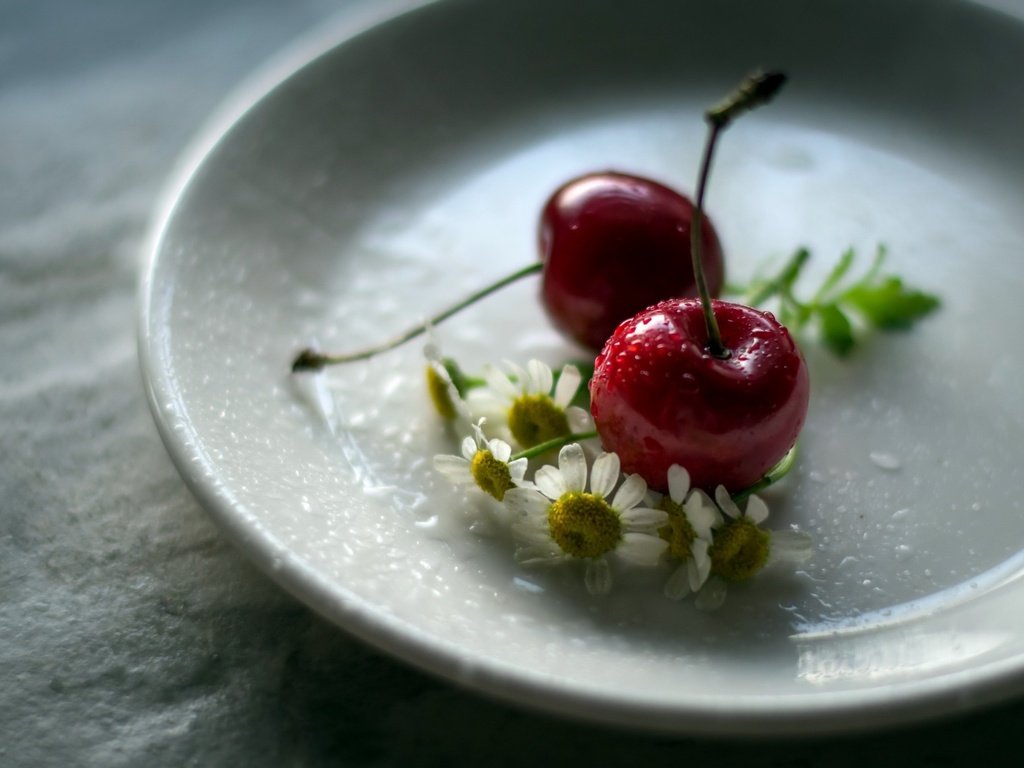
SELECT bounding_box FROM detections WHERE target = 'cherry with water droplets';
[539,171,725,351]
[589,297,809,492]
[589,70,807,493]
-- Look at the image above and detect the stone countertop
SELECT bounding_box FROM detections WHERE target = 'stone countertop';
[2,1,1022,764]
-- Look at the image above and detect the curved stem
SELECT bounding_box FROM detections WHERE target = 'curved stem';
[511,431,598,462]
[691,69,789,359]
[731,444,798,504]
[292,262,543,372]
[691,124,727,358]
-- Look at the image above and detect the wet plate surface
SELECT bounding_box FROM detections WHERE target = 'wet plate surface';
[139,0,1024,735]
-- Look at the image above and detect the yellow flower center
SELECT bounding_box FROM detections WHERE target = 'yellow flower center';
[547,491,622,559]
[469,450,514,501]
[657,496,696,561]
[709,518,769,582]
[507,394,569,448]
[425,365,457,421]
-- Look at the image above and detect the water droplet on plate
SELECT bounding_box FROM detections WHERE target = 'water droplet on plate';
[869,451,902,471]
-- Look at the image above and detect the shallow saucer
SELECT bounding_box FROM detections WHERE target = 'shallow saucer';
[139,0,1024,734]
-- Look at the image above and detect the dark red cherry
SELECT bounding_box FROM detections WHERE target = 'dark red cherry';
[539,171,725,351]
[589,298,809,493]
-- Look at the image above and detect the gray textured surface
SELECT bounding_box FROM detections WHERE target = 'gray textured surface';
[3,0,1023,764]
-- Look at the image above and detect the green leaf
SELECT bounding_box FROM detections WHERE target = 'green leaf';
[842,277,941,330]
[817,303,855,357]
[744,248,811,307]
[778,247,811,293]
[812,248,855,305]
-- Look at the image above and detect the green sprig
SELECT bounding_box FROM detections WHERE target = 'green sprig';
[734,245,940,356]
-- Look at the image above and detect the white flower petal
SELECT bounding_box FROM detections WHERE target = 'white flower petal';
[433,454,472,484]
[686,491,720,540]
[612,473,647,512]
[488,438,512,463]
[503,487,550,518]
[618,505,668,532]
[715,485,741,519]
[585,557,612,595]
[534,464,567,501]
[514,545,564,567]
[566,405,594,433]
[557,443,587,493]
[461,436,477,461]
[526,359,553,395]
[511,521,555,547]
[521,510,549,529]
[503,359,528,388]
[589,451,620,497]
[688,538,712,591]
[482,500,513,530]
[667,464,691,504]
[423,341,441,364]
[745,494,770,525]
[664,564,692,601]
[508,458,529,485]
[617,532,668,566]
[465,389,505,417]
[695,576,728,612]
[768,530,814,565]
[553,364,581,408]
[483,363,519,400]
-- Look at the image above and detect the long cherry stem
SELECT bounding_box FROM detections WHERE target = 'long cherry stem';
[691,69,789,359]
[292,262,543,372]
[691,125,726,357]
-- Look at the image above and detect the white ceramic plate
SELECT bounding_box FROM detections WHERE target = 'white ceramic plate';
[140,0,1024,735]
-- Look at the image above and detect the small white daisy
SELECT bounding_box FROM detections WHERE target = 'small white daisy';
[467,359,593,449]
[423,339,471,426]
[694,486,814,611]
[433,419,528,503]
[655,465,723,601]
[504,444,668,595]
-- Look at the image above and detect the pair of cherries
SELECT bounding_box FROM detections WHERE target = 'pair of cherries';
[295,71,809,494]
[541,169,808,493]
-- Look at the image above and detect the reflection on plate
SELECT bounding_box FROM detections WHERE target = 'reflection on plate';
[139,0,1024,735]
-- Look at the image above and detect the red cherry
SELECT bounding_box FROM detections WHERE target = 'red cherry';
[589,298,810,493]
[539,171,725,351]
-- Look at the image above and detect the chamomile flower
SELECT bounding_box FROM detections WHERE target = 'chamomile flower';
[656,465,722,601]
[504,444,668,595]
[423,339,471,426]
[468,359,593,449]
[433,419,527,502]
[694,486,814,611]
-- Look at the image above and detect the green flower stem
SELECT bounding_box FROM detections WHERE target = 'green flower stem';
[292,262,543,372]
[731,444,798,504]
[512,431,598,462]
